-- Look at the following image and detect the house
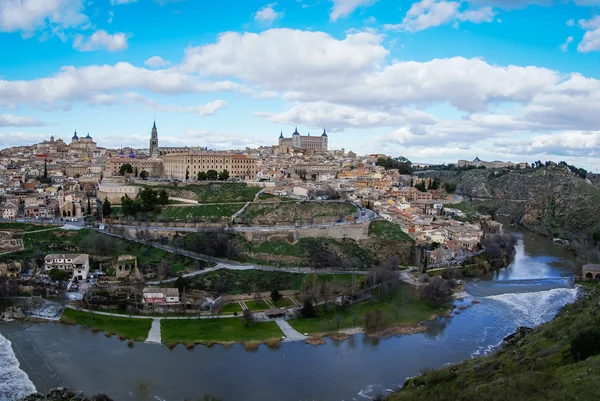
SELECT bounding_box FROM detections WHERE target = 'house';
[0,202,18,219]
[142,287,180,304]
[0,231,23,252]
[44,253,90,280]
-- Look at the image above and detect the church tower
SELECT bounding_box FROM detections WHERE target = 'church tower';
[150,121,159,158]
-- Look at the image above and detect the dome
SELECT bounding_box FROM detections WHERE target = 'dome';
[85,133,92,139]
[279,131,284,139]
[321,128,327,137]
[473,156,481,162]
[72,130,78,140]
[292,126,300,136]
[118,149,125,158]
[128,149,136,159]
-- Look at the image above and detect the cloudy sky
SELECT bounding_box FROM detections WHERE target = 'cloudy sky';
[1,0,600,170]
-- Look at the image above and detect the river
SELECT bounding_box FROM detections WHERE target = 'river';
[0,229,581,401]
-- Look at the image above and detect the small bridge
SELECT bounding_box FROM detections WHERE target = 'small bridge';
[582,264,600,280]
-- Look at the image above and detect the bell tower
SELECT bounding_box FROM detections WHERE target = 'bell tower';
[150,121,159,158]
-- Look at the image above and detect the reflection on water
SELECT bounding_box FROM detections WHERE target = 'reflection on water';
[0,227,582,401]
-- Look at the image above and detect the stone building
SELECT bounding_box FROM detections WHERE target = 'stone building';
[276,127,328,154]
[162,152,257,181]
[44,253,90,280]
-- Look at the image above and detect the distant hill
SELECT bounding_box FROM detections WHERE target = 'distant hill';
[417,167,600,265]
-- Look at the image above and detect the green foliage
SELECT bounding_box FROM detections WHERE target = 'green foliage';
[102,198,112,217]
[300,299,317,318]
[120,188,169,217]
[414,181,427,192]
[571,328,600,361]
[369,220,413,242]
[444,182,457,194]
[139,170,148,180]
[376,156,413,174]
[270,288,282,303]
[206,170,218,180]
[187,269,361,295]
[159,204,240,222]
[133,183,260,203]
[119,163,133,176]
[197,171,207,181]
[218,170,230,181]
[48,268,71,282]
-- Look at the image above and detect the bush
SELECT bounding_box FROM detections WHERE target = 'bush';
[571,328,600,361]
[300,299,317,318]
[271,289,282,303]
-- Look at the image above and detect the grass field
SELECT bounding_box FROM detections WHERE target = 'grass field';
[161,204,242,221]
[244,300,269,311]
[248,240,307,258]
[60,308,152,341]
[161,318,283,343]
[219,302,243,314]
[368,220,413,242]
[242,201,358,224]
[289,285,437,335]
[0,222,60,231]
[273,297,295,308]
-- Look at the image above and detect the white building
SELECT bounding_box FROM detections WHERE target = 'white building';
[142,287,180,304]
[44,253,90,280]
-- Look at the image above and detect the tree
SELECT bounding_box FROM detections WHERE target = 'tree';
[299,299,317,318]
[139,170,148,180]
[134,166,139,177]
[218,169,230,181]
[185,167,190,181]
[206,170,218,180]
[176,276,189,294]
[271,289,282,303]
[241,309,254,327]
[421,277,452,308]
[444,182,457,194]
[119,163,133,176]
[197,171,208,181]
[158,189,169,205]
[157,258,173,280]
[333,313,343,330]
[87,196,92,215]
[120,194,139,217]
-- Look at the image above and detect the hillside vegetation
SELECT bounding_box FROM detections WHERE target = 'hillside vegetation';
[418,167,600,263]
[134,183,260,203]
[240,201,358,225]
[389,284,600,401]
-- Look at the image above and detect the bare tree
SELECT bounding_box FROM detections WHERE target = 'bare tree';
[421,277,452,308]
[241,309,254,327]
[333,313,343,330]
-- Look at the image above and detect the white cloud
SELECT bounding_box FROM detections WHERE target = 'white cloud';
[330,0,377,22]
[182,29,388,91]
[144,56,171,68]
[107,10,114,23]
[385,0,496,32]
[577,16,600,52]
[254,3,283,25]
[493,131,600,157]
[153,100,228,117]
[0,132,50,148]
[0,0,88,34]
[72,30,128,52]
[561,36,574,51]
[254,101,438,130]
[0,114,47,127]
[0,62,243,109]
[111,0,137,5]
[566,18,574,26]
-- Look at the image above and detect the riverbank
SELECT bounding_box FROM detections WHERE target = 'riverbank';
[389,283,600,401]
[60,308,152,342]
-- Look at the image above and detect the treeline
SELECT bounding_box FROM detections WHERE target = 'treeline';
[376,156,413,174]
[120,188,169,217]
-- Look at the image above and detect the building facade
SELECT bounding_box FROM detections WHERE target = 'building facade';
[276,128,328,154]
[162,152,257,181]
[44,253,90,280]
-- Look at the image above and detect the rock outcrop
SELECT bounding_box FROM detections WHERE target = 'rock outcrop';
[22,388,113,401]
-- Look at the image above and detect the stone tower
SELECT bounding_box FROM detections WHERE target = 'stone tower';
[321,128,328,151]
[149,121,159,158]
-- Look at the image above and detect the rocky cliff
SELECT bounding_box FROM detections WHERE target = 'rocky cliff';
[418,167,600,264]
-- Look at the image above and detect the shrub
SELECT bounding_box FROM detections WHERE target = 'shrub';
[244,341,260,351]
[267,338,281,348]
[271,289,282,302]
[300,299,317,318]
[571,328,600,361]
[127,340,134,348]
[104,332,112,338]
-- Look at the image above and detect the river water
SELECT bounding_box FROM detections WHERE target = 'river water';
[0,229,581,401]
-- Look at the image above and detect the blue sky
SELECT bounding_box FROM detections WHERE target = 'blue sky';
[1,0,600,170]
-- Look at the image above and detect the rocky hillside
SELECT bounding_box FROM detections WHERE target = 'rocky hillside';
[389,283,600,401]
[418,167,600,264]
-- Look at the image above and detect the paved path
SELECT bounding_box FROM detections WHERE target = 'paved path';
[145,319,162,344]
[275,319,307,342]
